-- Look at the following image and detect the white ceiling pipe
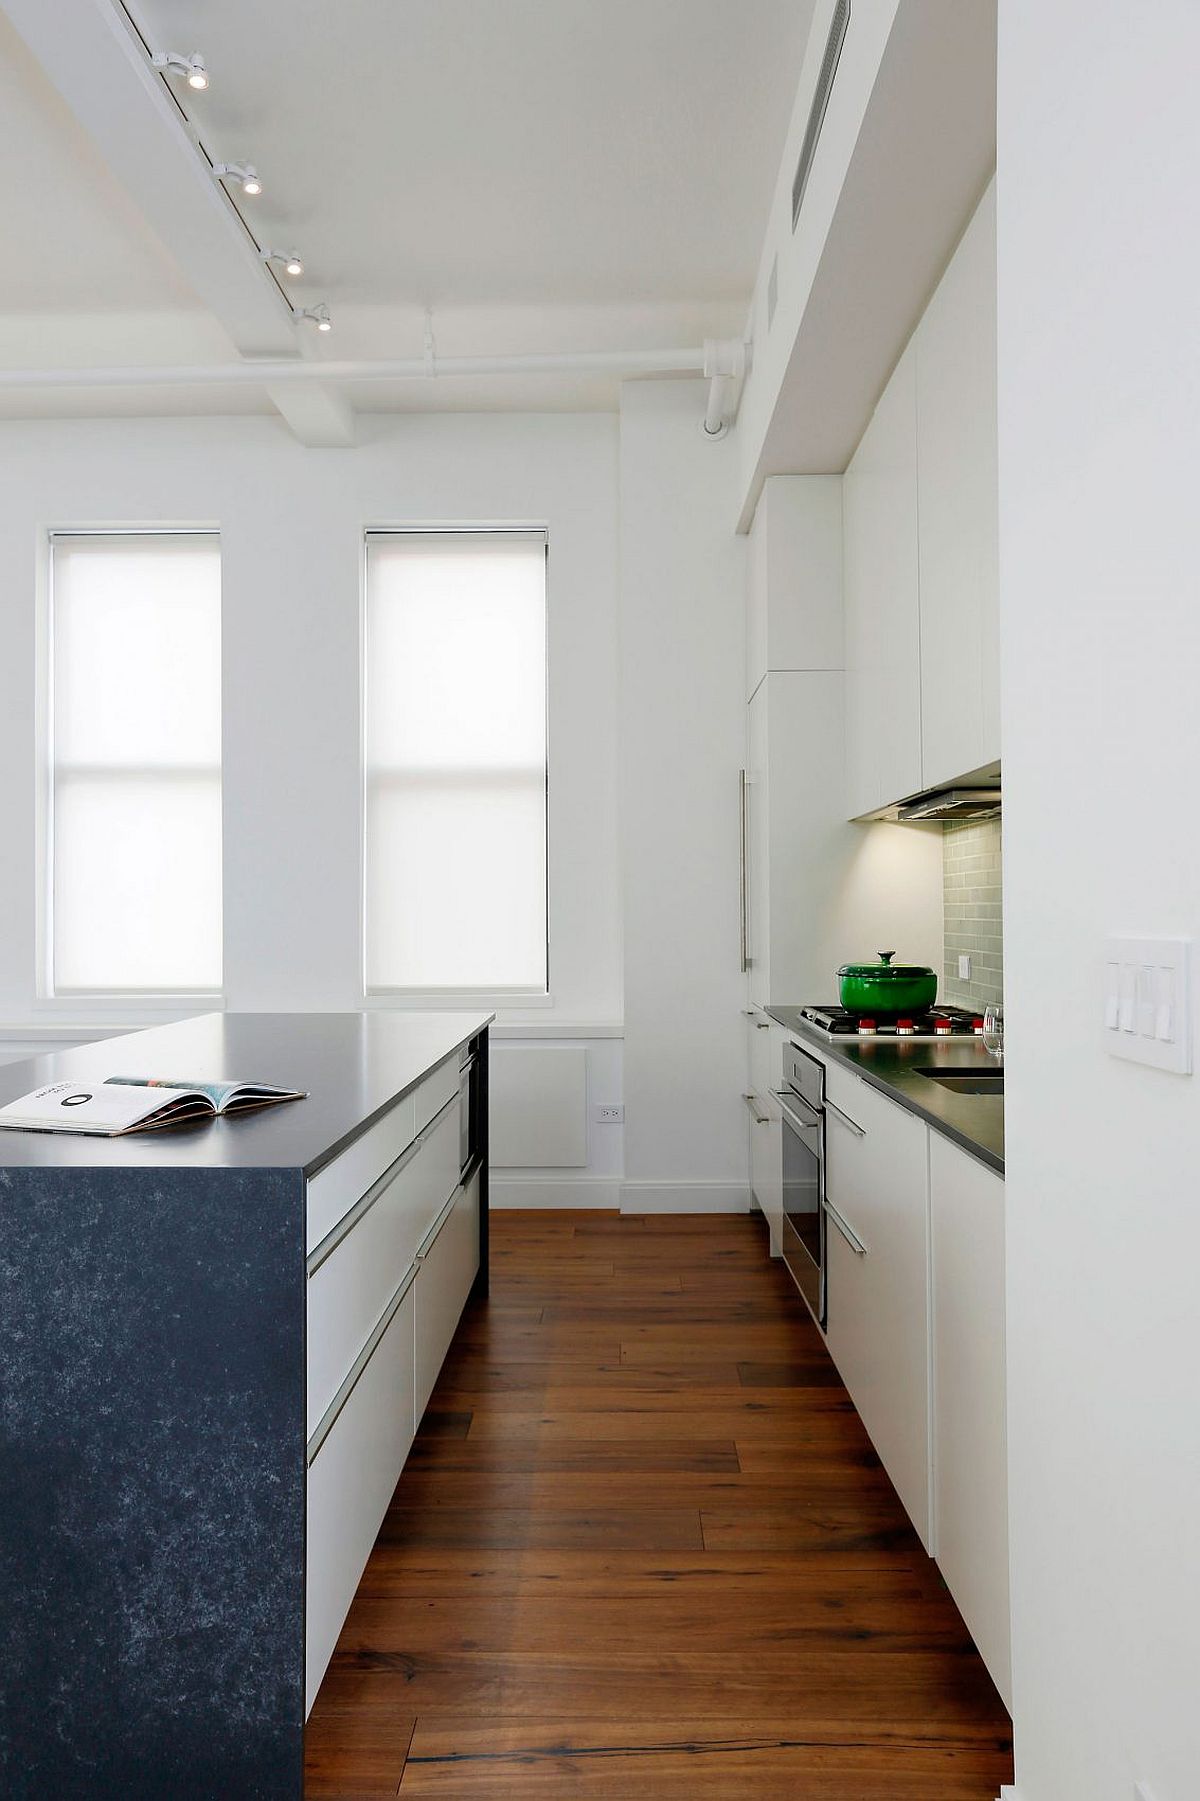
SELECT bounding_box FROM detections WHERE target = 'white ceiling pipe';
[701,337,748,438]
[0,346,715,391]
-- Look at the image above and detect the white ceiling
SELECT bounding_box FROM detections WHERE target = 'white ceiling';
[0,11,202,314]
[1,0,816,390]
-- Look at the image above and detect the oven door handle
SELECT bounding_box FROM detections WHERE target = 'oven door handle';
[772,1089,821,1134]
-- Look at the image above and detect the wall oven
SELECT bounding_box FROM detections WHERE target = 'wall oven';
[774,1043,826,1329]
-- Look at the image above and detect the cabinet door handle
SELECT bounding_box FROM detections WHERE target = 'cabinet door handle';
[742,1092,769,1126]
[739,769,751,974]
[826,1099,866,1138]
[826,1196,868,1256]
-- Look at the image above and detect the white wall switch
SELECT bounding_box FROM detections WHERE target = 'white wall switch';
[1105,938,1191,1074]
[592,1103,624,1124]
[958,954,972,980]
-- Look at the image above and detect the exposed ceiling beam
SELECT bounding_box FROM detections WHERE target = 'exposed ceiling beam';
[0,0,355,446]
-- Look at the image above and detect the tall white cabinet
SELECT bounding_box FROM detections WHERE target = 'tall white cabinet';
[843,178,999,816]
[916,182,1000,789]
[843,342,923,820]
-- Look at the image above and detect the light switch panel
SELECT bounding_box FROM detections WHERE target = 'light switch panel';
[1105,937,1191,1074]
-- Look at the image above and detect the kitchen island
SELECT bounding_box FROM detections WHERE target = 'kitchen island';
[0,1010,490,1799]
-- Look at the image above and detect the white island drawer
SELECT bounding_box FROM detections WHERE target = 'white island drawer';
[414,1166,481,1425]
[306,1054,462,1253]
[307,1096,460,1435]
[305,1278,416,1715]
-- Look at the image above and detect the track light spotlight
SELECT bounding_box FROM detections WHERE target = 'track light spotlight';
[213,162,262,197]
[153,51,209,91]
[262,248,305,278]
[295,305,332,333]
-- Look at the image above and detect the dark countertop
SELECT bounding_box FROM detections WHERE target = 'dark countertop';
[766,1008,1004,1175]
[0,1010,492,1176]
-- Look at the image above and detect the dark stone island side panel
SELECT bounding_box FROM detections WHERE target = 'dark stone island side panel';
[0,1165,306,1799]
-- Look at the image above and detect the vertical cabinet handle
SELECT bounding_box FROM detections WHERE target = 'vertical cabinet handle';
[739,769,750,973]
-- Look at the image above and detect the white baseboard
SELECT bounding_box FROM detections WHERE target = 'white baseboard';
[619,1181,752,1215]
[489,1176,621,1210]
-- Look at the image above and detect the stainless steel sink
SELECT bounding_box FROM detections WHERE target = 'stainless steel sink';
[917,1067,1004,1096]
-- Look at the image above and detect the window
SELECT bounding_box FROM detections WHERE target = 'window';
[364,531,548,993]
[47,533,222,995]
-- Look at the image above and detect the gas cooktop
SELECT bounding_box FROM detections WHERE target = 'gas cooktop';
[771,1004,986,1042]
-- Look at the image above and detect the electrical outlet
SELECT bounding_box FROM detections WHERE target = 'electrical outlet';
[958,954,972,980]
[592,1104,624,1124]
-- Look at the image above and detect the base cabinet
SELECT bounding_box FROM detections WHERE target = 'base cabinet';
[306,1281,417,1713]
[823,1067,932,1549]
[415,1168,481,1424]
[930,1132,1010,1707]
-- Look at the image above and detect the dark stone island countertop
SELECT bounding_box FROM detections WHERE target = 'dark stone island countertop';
[0,1010,492,1175]
[766,1008,1005,1175]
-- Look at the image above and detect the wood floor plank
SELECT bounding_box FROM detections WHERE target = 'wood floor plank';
[303,1704,415,1797]
[337,1591,974,1657]
[404,1438,742,1473]
[388,1470,904,1512]
[377,1506,705,1552]
[396,1720,1013,1798]
[323,1652,1008,1739]
[350,1548,945,1602]
[307,1211,1012,1799]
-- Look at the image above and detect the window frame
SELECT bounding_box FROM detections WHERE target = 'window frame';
[359,525,552,1006]
[38,526,225,1008]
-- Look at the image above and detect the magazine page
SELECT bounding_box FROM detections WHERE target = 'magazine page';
[105,1076,305,1113]
[0,1081,213,1137]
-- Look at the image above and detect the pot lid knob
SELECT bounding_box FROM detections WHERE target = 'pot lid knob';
[877,950,896,965]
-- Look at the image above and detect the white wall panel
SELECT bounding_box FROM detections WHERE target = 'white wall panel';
[488,1044,587,1167]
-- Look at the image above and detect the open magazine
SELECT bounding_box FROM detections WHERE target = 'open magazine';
[0,1075,305,1138]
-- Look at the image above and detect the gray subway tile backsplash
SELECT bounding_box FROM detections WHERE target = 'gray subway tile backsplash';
[942,817,1003,1010]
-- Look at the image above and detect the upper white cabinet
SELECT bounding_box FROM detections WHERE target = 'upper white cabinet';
[745,669,852,1008]
[843,180,999,815]
[746,475,843,701]
[915,180,1000,790]
[843,341,923,818]
[930,1130,1010,1708]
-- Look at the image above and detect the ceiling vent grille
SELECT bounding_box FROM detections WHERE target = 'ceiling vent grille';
[791,0,851,229]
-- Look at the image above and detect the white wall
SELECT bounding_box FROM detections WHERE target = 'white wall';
[0,410,627,1191]
[618,380,750,1211]
[0,409,620,1025]
[999,5,1200,1798]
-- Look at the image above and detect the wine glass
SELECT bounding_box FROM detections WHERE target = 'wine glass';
[982,1003,1004,1062]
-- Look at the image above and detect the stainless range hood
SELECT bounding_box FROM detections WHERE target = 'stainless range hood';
[859,762,1002,825]
[897,787,1001,822]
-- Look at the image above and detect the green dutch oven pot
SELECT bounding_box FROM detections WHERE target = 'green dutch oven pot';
[837,951,938,1014]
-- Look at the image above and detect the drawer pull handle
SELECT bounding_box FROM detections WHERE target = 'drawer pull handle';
[826,1197,868,1257]
[826,1099,866,1138]
[742,1093,770,1126]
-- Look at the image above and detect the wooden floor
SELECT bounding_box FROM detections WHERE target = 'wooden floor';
[306,1212,1014,1799]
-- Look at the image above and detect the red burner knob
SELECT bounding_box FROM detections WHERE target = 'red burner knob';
[933,1017,952,1035]
[972,1017,985,1034]
[856,1017,877,1035]
[895,1018,916,1035]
